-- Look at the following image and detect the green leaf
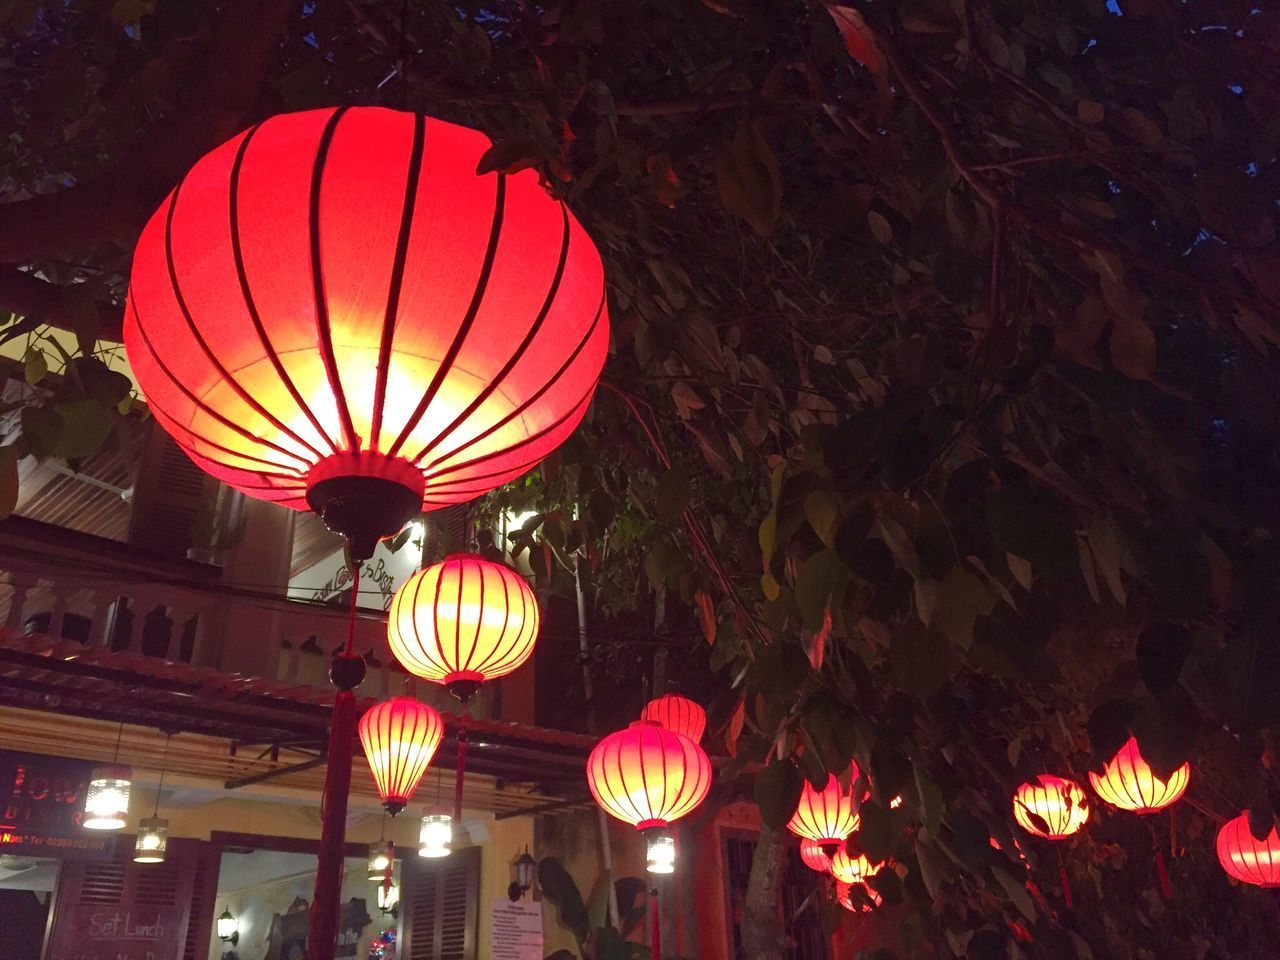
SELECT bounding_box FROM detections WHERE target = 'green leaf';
[803,490,839,547]
[1136,622,1191,695]
[992,865,1036,922]
[858,800,892,861]
[794,548,846,632]
[20,406,62,460]
[752,641,812,702]
[934,566,993,651]
[23,347,47,385]
[586,869,612,934]
[867,210,893,245]
[538,857,589,945]
[754,758,804,829]
[716,120,782,236]
[654,464,691,523]
[0,447,17,521]
[52,399,112,459]
[889,621,956,698]
[913,761,944,836]
[986,480,1075,574]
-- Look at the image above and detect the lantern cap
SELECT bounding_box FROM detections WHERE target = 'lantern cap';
[444,674,485,703]
[306,454,425,561]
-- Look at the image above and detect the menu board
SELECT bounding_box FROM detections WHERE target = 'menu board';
[489,900,543,960]
[1,749,115,860]
[51,905,188,960]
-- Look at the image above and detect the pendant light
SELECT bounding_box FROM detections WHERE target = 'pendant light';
[786,767,863,855]
[1089,737,1189,814]
[217,908,239,944]
[1013,774,1090,839]
[358,697,444,815]
[134,733,173,863]
[124,105,609,960]
[586,721,712,875]
[1216,811,1280,888]
[419,813,453,859]
[85,724,131,831]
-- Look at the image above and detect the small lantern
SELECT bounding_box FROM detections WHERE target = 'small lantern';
[1216,811,1280,888]
[1089,737,1189,814]
[84,767,132,830]
[829,848,883,886]
[358,697,444,815]
[1013,774,1090,839]
[800,838,833,874]
[646,833,677,875]
[786,769,862,854]
[133,817,169,863]
[368,842,394,882]
[419,813,453,858]
[377,881,400,916]
[640,694,707,743]
[216,908,239,944]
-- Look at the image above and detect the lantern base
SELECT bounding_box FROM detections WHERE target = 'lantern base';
[306,456,425,562]
[445,679,483,703]
[383,800,406,817]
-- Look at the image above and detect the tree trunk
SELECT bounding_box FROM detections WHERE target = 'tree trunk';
[741,824,788,960]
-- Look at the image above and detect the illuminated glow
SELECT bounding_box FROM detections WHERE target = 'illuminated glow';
[358,697,444,814]
[84,768,131,830]
[419,814,452,858]
[378,882,400,913]
[786,767,864,848]
[133,817,168,863]
[368,844,393,882]
[830,849,883,885]
[124,107,609,514]
[217,909,238,941]
[586,721,712,831]
[800,838,833,874]
[1216,812,1280,888]
[1089,737,1189,814]
[647,833,676,874]
[640,694,707,743]
[1012,774,1090,839]
[388,555,538,687]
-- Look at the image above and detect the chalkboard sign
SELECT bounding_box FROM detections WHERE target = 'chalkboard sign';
[1,749,115,860]
[52,904,188,960]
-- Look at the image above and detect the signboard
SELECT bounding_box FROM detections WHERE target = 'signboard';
[52,905,187,960]
[0,749,115,860]
[287,531,423,611]
[489,899,543,960]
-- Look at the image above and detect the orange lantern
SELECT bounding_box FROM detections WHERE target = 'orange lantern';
[1089,737,1189,814]
[830,848,883,885]
[836,881,882,914]
[1216,812,1280,888]
[640,694,707,743]
[125,107,609,560]
[787,769,862,853]
[800,838,834,874]
[1012,774,1090,839]
[358,697,444,815]
[587,721,712,831]
[388,554,539,702]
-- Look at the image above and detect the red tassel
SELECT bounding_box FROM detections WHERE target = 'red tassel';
[651,888,661,960]
[453,730,468,827]
[1059,866,1073,910]
[309,682,359,960]
[1154,849,1173,900]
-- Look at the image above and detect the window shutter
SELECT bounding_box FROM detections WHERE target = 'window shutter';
[401,845,480,960]
[127,422,220,558]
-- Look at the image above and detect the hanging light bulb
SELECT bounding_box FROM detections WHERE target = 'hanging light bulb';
[133,732,172,862]
[419,813,453,858]
[646,832,677,875]
[368,841,394,882]
[217,908,239,944]
[84,768,132,830]
[85,724,132,831]
[377,880,400,915]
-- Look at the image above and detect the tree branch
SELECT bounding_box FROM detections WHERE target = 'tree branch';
[0,268,122,341]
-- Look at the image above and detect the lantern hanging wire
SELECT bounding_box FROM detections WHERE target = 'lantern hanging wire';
[85,723,132,831]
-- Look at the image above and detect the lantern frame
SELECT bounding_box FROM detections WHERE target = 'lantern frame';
[586,721,712,832]
[1012,774,1090,840]
[1216,812,1280,888]
[786,770,862,853]
[358,697,444,815]
[640,694,707,743]
[133,816,169,864]
[84,766,132,831]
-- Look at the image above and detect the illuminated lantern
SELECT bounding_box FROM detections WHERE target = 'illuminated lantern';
[388,554,539,702]
[787,770,862,853]
[358,697,444,815]
[587,721,712,873]
[1012,775,1090,839]
[800,839,834,874]
[1216,812,1280,888]
[419,813,453,858]
[125,106,609,561]
[641,694,707,743]
[830,849,883,885]
[836,881,882,914]
[84,767,132,830]
[1089,737,1189,814]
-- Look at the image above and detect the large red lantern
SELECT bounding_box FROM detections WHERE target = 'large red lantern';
[1216,812,1280,888]
[1013,775,1090,839]
[126,106,609,560]
[787,770,863,853]
[640,694,707,743]
[388,553,539,702]
[1089,737,1189,814]
[358,697,443,816]
[587,721,712,831]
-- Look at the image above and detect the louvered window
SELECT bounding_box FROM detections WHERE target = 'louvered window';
[401,845,480,960]
[46,837,219,960]
[724,834,830,960]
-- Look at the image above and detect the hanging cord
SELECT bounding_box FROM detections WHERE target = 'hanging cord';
[1056,845,1073,911]
[111,722,124,764]
[452,730,468,835]
[1149,817,1174,900]
[650,886,661,960]
[344,561,363,655]
[397,0,411,109]
[152,733,171,818]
